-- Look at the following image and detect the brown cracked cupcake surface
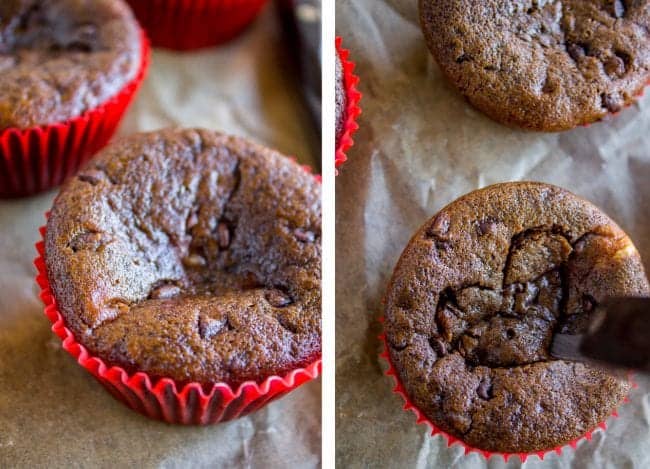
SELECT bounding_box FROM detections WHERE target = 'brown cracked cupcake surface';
[385,182,649,453]
[0,0,141,129]
[45,128,321,385]
[419,1,650,131]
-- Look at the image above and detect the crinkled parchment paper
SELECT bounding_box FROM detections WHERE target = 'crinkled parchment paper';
[0,6,320,468]
[335,1,650,467]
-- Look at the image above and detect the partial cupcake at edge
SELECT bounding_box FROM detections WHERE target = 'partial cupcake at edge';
[38,128,321,423]
[0,0,149,197]
[125,0,268,50]
[335,37,361,169]
[419,1,650,131]
[383,182,648,457]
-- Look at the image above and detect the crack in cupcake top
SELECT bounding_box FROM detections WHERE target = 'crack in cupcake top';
[0,0,141,129]
[419,0,650,130]
[45,128,322,385]
[384,182,648,452]
[432,227,600,369]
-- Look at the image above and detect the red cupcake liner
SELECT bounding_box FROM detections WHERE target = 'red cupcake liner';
[0,31,151,199]
[378,317,635,463]
[126,0,268,50]
[335,37,362,169]
[34,220,321,425]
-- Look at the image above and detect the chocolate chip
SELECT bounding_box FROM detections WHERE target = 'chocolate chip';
[477,378,493,400]
[265,289,292,308]
[183,254,206,268]
[396,290,414,310]
[78,169,107,186]
[478,219,498,236]
[506,328,516,340]
[150,284,181,300]
[582,295,596,312]
[198,315,229,340]
[388,336,408,351]
[436,240,451,252]
[427,213,450,238]
[435,240,452,251]
[605,55,626,78]
[217,223,230,249]
[542,78,557,94]
[429,337,447,356]
[66,41,92,52]
[295,228,315,243]
[240,272,262,289]
[602,93,623,112]
[567,43,586,62]
[69,231,110,252]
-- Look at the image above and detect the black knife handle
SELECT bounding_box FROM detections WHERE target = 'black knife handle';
[581,297,650,371]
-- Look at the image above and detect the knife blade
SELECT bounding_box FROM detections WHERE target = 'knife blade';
[550,297,650,373]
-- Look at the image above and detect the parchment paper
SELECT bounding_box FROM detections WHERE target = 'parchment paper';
[335,1,650,467]
[0,5,320,468]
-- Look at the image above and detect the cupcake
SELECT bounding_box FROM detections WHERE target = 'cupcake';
[0,0,148,197]
[335,37,361,169]
[38,128,321,423]
[125,0,268,50]
[419,1,650,131]
[384,182,648,455]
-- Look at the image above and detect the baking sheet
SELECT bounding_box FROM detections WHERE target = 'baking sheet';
[335,1,650,467]
[0,5,320,468]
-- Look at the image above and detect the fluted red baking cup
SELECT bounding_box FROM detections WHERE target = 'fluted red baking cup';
[34,224,321,425]
[378,317,634,463]
[0,31,150,199]
[126,0,268,50]
[335,37,362,169]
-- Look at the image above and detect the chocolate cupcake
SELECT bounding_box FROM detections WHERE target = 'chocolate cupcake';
[419,1,650,131]
[44,128,321,388]
[0,0,148,197]
[384,182,649,453]
[0,0,141,129]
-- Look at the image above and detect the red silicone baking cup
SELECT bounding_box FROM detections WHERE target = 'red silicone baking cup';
[34,221,321,425]
[126,0,268,50]
[0,31,150,199]
[378,317,635,463]
[335,37,362,169]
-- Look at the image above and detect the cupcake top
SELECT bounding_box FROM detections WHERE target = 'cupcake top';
[0,0,141,129]
[45,128,321,385]
[385,182,649,453]
[419,1,650,131]
[335,52,346,149]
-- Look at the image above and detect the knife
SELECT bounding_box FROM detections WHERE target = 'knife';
[551,297,650,373]
[275,0,322,170]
